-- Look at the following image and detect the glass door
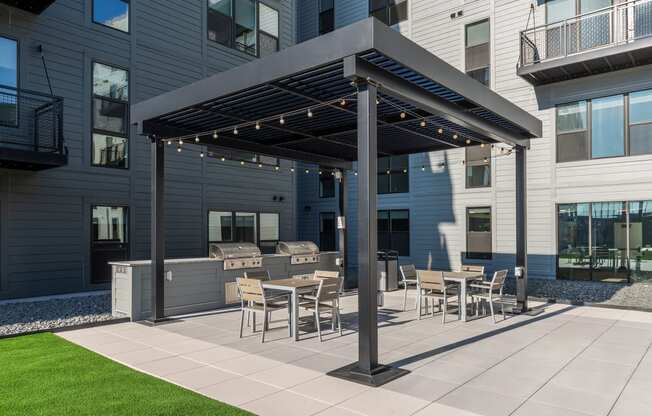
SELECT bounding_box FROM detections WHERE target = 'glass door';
[91,206,128,284]
[591,201,629,283]
[629,201,652,282]
[558,203,592,280]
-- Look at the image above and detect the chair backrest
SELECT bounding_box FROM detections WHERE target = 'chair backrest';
[313,270,339,280]
[237,278,264,303]
[400,264,417,282]
[418,270,446,291]
[244,270,271,281]
[460,265,485,276]
[490,270,509,289]
[316,277,342,301]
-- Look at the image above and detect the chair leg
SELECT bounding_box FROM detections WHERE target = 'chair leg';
[414,286,419,310]
[442,297,447,325]
[337,307,342,336]
[252,311,257,333]
[501,302,506,321]
[288,300,292,337]
[331,301,336,331]
[261,310,266,343]
[403,284,408,311]
[315,306,322,342]
[490,299,496,324]
[247,310,250,327]
[239,309,245,338]
[416,290,422,320]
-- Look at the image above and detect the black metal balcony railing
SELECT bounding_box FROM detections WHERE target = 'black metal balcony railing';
[519,0,652,68]
[0,85,65,155]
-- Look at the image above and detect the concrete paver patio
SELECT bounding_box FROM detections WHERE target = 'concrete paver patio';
[58,291,652,416]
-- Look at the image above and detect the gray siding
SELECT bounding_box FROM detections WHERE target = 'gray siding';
[0,0,297,299]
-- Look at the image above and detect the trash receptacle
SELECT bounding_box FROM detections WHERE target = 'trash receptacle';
[377,250,399,291]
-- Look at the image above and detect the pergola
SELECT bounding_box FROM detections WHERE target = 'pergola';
[132,18,542,386]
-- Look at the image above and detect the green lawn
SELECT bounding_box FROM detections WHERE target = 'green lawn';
[0,332,252,416]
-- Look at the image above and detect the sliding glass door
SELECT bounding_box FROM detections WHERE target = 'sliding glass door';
[591,202,628,283]
[629,201,652,282]
[558,203,591,280]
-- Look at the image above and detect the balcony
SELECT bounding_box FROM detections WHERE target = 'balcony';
[0,86,67,170]
[0,0,58,14]
[518,0,652,86]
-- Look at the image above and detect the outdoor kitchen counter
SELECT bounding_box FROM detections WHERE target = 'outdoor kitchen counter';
[110,252,339,321]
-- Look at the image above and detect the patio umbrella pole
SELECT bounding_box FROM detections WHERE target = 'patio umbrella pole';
[328,80,408,387]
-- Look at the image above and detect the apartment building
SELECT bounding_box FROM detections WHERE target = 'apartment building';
[297,0,652,286]
[0,0,299,300]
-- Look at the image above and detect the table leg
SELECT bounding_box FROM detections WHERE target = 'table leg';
[460,280,467,322]
[292,289,299,341]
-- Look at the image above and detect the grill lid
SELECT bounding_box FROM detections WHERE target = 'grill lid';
[210,243,261,260]
[277,241,320,256]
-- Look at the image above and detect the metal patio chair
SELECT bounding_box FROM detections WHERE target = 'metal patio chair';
[236,277,290,343]
[416,270,460,324]
[299,276,343,341]
[470,269,509,323]
[399,264,419,311]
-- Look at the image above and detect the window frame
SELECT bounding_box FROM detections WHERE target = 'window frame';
[207,0,263,57]
[91,60,130,169]
[258,1,280,56]
[92,0,130,34]
[319,169,336,198]
[318,0,335,35]
[555,89,652,163]
[464,19,490,87]
[466,206,492,260]
[369,0,409,27]
[377,209,410,256]
[90,204,129,285]
[378,155,409,195]
[207,210,280,252]
[465,145,492,189]
[0,35,19,129]
[319,211,337,252]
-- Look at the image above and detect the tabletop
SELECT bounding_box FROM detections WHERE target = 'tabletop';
[417,270,484,281]
[263,278,321,289]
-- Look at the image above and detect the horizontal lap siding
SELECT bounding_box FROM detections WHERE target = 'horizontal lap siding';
[0,0,297,299]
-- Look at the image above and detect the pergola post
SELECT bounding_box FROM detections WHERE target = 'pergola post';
[149,137,166,322]
[514,145,528,313]
[337,171,348,285]
[328,81,408,387]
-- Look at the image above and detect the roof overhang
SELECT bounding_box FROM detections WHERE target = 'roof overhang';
[133,18,542,168]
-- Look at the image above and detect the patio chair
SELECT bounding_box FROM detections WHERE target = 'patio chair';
[460,264,485,280]
[243,270,287,326]
[313,270,340,279]
[236,277,290,343]
[416,270,459,324]
[399,264,419,311]
[469,269,509,323]
[299,276,343,341]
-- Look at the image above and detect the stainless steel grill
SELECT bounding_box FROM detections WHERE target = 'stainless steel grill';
[209,242,262,270]
[277,241,320,265]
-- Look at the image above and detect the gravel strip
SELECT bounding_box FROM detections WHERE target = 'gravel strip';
[505,277,652,310]
[0,293,114,337]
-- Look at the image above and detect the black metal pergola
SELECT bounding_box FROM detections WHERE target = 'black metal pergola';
[132,18,542,386]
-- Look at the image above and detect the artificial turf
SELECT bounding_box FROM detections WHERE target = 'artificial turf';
[0,332,252,416]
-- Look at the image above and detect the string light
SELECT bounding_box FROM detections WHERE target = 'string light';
[437,128,443,134]
[465,139,471,145]
[213,131,218,139]
[483,157,488,163]
[386,169,391,175]
[305,169,310,174]
[255,121,261,130]
[258,163,263,168]
[178,139,184,145]
[453,134,458,140]
[480,143,485,148]
[290,167,295,172]
[279,115,285,125]
[233,127,239,135]
[403,168,408,173]
[420,120,427,127]
[354,171,358,176]
[421,166,426,171]
[176,146,182,153]
[376,98,380,105]
[167,139,172,145]
[240,160,245,165]
[275,165,280,171]
[400,112,406,119]
[195,135,200,143]
[200,151,205,158]
[307,109,313,118]
[318,170,322,175]
[340,98,346,106]
[221,156,226,161]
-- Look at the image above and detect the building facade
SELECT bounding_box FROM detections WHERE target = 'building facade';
[297,0,652,286]
[0,0,298,300]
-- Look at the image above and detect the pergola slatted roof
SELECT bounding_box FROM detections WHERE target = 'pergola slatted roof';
[133,18,541,169]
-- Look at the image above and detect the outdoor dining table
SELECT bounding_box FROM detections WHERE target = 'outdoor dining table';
[417,270,484,322]
[262,278,321,341]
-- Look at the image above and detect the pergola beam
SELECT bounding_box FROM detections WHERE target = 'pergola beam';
[343,56,530,148]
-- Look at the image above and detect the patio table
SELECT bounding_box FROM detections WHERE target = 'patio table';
[262,278,321,341]
[417,270,484,322]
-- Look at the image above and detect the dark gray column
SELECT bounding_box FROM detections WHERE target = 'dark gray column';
[356,82,379,373]
[150,137,165,321]
[337,171,348,286]
[515,145,528,313]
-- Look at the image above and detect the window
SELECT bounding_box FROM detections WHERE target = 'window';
[465,19,490,87]
[91,206,128,284]
[378,155,409,194]
[0,36,18,127]
[378,209,410,256]
[557,201,647,284]
[319,0,335,35]
[629,89,652,155]
[208,0,257,56]
[556,90,652,163]
[467,207,492,259]
[465,145,491,188]
[369,0,408,27]
[208,211,278,251]
[92,62,129,168]
[319,169,335,198]
[319,212,336,252]
[591,94,624,159]
[258,3,279,57]
[93,0,129,32]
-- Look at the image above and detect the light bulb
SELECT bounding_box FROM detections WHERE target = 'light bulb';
[258,163,263,168]
[305,169,310,174]
[386,170,391,175]
[275,165,280,171]
[178,139,184,145]
[290,167,295,172]
[177,146,182,153]
[213,131,218,139]
[465,139,471,145]
[221,156,226,161]
[421,166,426,171]
[200,151,205,158]
[420,120,426,127]
[437,128,443,134]
[453,134,458,140]
[233,127,239,135]
[167,139,172,145]
[480,143,485,148]
[195,135,200,143]
[307,109,313,118]
[403,169,408,173]
[280,116,285,125]
[240,160,245,165]
[354,171,358,176]
[340,98,346,106]
[255,122,261,130]
[400,112,406,119]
